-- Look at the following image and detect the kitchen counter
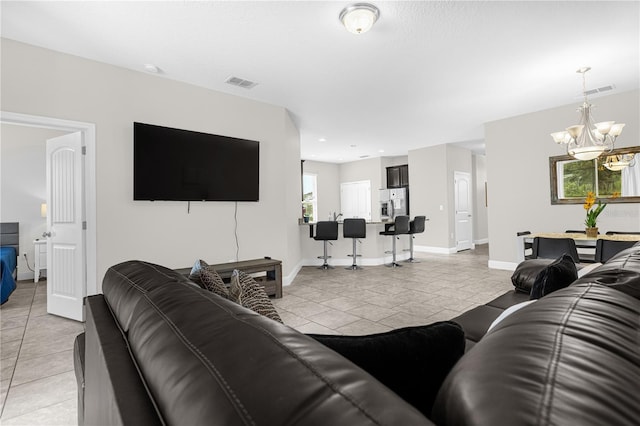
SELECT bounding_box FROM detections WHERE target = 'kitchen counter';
[299,220,411,267]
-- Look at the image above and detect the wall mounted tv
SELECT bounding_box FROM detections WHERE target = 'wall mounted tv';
[134,122,259,201]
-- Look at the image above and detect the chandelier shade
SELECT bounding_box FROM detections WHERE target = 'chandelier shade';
[551,67,624,162]
[602,153,636,171]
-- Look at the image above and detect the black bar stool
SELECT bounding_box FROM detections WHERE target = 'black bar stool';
[343,218,366,270]
[313,221,339,269]
[379,215,410,267]
[405,216,426,263]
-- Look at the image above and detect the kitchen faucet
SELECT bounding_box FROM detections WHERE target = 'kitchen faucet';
[333,212,343,221]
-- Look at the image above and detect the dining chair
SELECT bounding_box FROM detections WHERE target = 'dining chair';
[532,237,580,263]
[595,239,638,263]
[605,231,640,235]
[564,229,596,263]
[517,231,533,259]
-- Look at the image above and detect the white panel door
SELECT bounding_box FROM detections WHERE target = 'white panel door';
[454,171,473,251]
[46,132,85,321]
[340,180,371,220]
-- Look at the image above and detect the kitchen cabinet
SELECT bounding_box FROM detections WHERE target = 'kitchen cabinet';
[386,165,409,188]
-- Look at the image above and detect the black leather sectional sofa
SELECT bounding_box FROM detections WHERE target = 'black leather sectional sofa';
[75,243,640,425]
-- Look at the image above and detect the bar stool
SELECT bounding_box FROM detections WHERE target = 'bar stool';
[313,221,339,269]
[343,218,366,270]
[405,216,426,263]
[379,215,410,267]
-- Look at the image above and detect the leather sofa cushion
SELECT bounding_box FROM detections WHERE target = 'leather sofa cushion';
[572,244,640,299]
[102,260,199,332]
[308,321,464,419]
[433,283,640,425]
[449,305,503,343]
[485,290,530,309]
[529,254,577,300]
[121,265,433,425]
[511,258,554,293]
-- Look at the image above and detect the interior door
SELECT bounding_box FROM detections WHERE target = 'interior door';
[46,132,85,321]
[454,171,473,251]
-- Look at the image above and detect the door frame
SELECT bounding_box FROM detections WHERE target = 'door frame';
[1,111,97,297]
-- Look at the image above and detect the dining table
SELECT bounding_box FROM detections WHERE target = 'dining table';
[516,232,640,262]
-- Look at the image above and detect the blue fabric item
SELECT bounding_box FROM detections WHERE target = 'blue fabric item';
[1,247,17,304]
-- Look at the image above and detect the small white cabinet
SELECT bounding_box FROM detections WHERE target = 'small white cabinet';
[34,239,47,283]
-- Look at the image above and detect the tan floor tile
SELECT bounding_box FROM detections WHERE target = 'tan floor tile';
[11,349,74,386]
[335,319,393,335]
[293,322,340,335]
[1,370,76,420]
[1,397,76,425]
[307,309,361,330]
[346,303,396,322]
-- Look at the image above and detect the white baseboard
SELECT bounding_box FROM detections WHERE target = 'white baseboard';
[414,245,457,254]
[474,238,489,245]
[488,260,518,271]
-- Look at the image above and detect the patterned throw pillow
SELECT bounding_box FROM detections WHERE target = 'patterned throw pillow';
[200,267,229,299]
[229,270,282,323]
[188,259,208,286]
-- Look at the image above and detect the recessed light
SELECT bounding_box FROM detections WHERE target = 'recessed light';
[378,149,385,153]
[143,63,160,73]
[350,144,357,148]
[319,138,326,142]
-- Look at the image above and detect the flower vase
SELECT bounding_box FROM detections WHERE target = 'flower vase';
[585,227,598,238]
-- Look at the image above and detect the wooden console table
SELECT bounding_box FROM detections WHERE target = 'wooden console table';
[176,258,283,298]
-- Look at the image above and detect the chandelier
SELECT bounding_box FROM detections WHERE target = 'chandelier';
[550,67,625,161]
[602,153,636,172]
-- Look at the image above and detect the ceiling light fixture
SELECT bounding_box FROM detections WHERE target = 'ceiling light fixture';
[339,3,380,35]
[602,153,636,171]
[550,67,624,161]
[143,63,160,73]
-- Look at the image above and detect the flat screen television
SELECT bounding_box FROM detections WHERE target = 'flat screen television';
[134,122,259,201]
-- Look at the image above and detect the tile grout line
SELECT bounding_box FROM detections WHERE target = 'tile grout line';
[0,281,38,419]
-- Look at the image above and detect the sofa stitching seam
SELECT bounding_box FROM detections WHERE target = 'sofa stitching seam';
[536,283,593,425]
[139,291,256,426]
[181,284,385,424]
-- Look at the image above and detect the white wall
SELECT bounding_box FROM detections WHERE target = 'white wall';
[0,124,67,279]
[486,89,640,269]
[472,154,489,243]
[1,39,302,286]
[408,144,450,250]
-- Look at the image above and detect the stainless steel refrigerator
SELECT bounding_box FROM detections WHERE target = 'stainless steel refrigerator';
[380,187,408,221]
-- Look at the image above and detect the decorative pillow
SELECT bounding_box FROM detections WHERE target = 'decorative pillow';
[511,258,555,293]
[188,259,208,286]
[199,268,229,299]
[529,254,578,300]
[308,321,465,419]
[229,270,282,323]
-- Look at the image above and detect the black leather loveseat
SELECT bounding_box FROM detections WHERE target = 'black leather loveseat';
[75,243,640,425]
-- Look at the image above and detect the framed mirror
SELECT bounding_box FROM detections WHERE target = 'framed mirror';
[550,146,640,204]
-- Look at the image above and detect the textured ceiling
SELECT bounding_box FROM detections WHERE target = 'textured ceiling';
[2,1,639,163]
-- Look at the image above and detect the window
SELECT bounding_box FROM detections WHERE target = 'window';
[302,173,317,222]
[550,146,640,204]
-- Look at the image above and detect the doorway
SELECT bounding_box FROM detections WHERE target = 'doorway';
[454,171,473,251]
[1,111,97,320]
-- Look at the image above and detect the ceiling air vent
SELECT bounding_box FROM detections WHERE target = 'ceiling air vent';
[584,84,615,96]
[225,76,258,89]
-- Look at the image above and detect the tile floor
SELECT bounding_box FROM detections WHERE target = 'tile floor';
[1,280,82,425]
[0,244,513,425]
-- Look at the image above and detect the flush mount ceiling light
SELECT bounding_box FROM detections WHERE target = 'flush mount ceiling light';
[550,67,625,161]
[143,63,160,73]
[339,3,379,34]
